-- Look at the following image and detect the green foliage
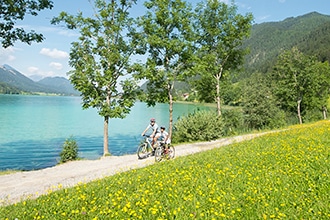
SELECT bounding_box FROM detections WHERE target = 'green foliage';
[303,108,324,122]
[242,73,286,129]
[172,110,224,143]
[192,74,216,103]
[271,47,330,124]
[51,0,139,155]
[1,121,330,219]
[243,12,330,75]
[59,137,79,163]
[192,0,253,115]
[0,82,21,94]
[221,108,245,135]
[133,0,195,135]
[221,81,242,106]
[0,0,53,47]
[298,21,330,63]
[52,0,139,118]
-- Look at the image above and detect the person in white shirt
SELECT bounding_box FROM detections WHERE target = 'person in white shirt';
[159,126,171,154]
[141,118,161,150]
[159,126,171,144]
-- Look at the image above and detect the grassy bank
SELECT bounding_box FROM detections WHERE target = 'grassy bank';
[1,121,329,219]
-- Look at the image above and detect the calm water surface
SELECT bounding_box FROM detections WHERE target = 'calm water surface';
[0,94,211,171]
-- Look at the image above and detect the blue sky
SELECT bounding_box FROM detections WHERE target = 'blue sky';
[1,0,330,80]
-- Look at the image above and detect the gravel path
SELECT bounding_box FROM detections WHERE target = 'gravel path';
[0,133,266,206]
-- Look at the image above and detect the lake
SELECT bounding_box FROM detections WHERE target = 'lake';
[0,94,212,171]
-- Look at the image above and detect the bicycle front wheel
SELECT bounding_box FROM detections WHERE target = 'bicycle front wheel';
[137,143,151,159]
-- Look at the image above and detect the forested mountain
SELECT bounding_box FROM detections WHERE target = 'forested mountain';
[242,12,330,75]
[38,77,79,96]
[297,21,330,62]
[0,64,79,95]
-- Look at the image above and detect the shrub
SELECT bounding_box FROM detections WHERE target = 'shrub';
[172,110,224,143]
[221,108,245,135]
[59,136,79,163]
[303,107,324,123]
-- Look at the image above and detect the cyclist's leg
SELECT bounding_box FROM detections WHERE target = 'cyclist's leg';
[164,143,169,154]
[153,133,161,149]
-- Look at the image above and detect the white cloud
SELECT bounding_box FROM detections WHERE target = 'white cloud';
[49,62,63,70]
[28,66,39,73]
[257,15,271,22]
[7,55,16,62]
[58,29,79,37]
[45,71,57,77]
[0,47,16,63]
[40,48,69,59]
[26,67,61,79]
[17,25,78,37]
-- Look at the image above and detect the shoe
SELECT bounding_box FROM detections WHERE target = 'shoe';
[151,149,155,156]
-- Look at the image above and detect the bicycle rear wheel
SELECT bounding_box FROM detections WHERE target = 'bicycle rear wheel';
[137,143,151,159]
[154,146,164,162]
[167,145,175,159]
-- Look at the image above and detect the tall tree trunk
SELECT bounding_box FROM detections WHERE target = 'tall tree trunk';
[322,106,327,119]
[103,91,110,156]
[297,99,302,124]
[168,83,173,140]
[103,116,109,156]
[216,76,221,116]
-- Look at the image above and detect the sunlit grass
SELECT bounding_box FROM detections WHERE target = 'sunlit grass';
[0,120,329,219]
[0,170,19,176]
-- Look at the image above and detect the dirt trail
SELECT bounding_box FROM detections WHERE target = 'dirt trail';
[0,133,266,206]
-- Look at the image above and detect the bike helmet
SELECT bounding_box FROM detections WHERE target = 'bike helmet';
[150,118,156,122]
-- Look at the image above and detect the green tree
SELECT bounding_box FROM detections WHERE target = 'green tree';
[241,73,286,129]
[51,0,139,156]
[193,0,253,116]
[133,0,194,139]
[0,0,53,48]
[271,47,330,124]
[304,61,330,120]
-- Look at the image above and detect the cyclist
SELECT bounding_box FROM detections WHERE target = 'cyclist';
[141,118,161,151]
[159,126,171,144]
[159,126,171,154]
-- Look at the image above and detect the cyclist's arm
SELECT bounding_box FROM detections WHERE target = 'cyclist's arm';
[141,125,150,136]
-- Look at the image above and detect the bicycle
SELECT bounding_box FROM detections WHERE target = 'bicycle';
[154,142,175,162]
[137,134,157,159]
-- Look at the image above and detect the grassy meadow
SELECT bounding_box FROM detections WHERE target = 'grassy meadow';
[0,120,329,219]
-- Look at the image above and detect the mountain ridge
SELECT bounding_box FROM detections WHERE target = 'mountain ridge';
[0,64,79,95]
[242,11,330,74]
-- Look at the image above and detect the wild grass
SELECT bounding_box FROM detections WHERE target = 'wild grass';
[0,170,19,176]
[0,120,329,219]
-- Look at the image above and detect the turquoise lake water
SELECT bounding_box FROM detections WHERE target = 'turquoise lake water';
[0,94,211,171]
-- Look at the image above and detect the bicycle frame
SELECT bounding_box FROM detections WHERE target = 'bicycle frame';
[137,134,158,159]
[144,135,153,147]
